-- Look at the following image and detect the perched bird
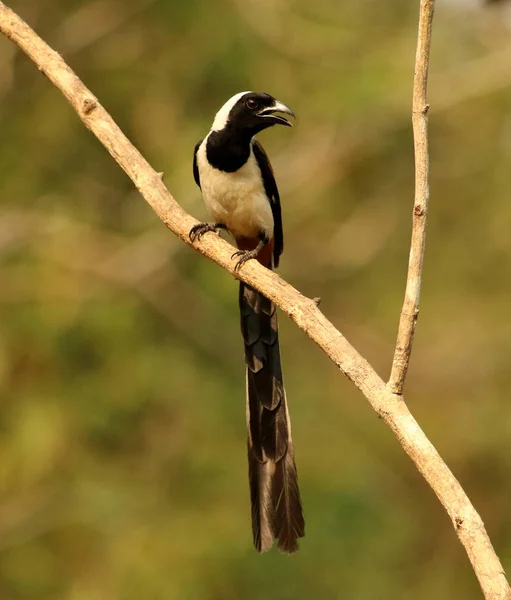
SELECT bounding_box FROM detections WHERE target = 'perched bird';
[190,91,305,553]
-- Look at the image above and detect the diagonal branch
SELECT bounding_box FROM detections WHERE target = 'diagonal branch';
[389,0,435,394]
[0,3,509,599]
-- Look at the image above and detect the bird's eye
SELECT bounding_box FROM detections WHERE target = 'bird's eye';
[246,98,258,110]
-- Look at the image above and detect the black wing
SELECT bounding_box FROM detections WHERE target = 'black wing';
[193,140,202,189]
[252,140,283,268]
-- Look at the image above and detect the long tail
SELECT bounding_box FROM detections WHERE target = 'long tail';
[239,281,305,553]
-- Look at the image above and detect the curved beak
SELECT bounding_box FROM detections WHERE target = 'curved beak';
[257,100,296,127]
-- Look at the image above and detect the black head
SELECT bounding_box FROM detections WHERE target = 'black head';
[211,91,295,136]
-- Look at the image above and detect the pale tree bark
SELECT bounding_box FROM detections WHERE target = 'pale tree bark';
[0,2,508,599]
[389,0,434,394]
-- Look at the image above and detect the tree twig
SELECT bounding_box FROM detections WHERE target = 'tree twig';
[0,3,509,599]
[389,0,435,395]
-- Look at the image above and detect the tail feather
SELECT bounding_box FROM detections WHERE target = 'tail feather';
[272,442,304,554]
[248,448,274,552]
[240,281,304,553]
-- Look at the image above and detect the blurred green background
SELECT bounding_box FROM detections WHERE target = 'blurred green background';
[1,0,511,598]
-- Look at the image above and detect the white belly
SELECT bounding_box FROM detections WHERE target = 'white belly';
[196,141,274,239]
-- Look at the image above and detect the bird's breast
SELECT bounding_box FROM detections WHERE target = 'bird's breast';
[197,142,274,239]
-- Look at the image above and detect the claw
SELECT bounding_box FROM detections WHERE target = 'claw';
[232,249,259,271]
[189,222,224,242]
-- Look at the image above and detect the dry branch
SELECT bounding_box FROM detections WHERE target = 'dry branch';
[389,0,435,394]
[0,3,509,599]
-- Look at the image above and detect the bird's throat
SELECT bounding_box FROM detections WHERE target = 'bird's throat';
[206,128,253,173]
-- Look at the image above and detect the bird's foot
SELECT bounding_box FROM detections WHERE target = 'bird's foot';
[232,248,260,271]
[189,222,226,242]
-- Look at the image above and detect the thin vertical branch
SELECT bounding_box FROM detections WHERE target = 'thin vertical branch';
[389,0,435,394]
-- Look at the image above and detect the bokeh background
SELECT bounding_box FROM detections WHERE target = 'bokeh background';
[1,0,511,598]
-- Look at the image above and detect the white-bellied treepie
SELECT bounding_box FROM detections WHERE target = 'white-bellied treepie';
[190,91,304,553]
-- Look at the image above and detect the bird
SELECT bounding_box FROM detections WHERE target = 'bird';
[189,91,305,553]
